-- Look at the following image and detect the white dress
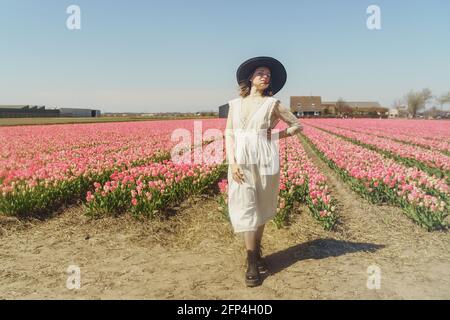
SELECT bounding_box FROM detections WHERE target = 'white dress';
[225,96,285,233]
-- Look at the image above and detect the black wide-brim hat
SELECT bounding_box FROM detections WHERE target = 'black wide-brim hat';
[236,56,287,95]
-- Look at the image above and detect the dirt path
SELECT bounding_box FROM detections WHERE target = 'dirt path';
[1,138,449,299]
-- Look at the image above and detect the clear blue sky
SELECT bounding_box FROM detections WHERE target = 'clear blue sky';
[1,0,449,113]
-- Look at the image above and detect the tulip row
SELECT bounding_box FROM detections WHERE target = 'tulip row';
[301,125,449,230]
[0,151,171,217]
[302,119,450,154]
[304,118,450,142]
[305,122,450,183]
[303,119,450,155]
[83,159,227,217]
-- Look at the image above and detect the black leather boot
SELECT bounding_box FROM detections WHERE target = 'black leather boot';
[255,244,268,274]
[245,250,261,287]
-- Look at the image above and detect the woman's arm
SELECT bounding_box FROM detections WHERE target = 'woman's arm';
[271,100,303,140]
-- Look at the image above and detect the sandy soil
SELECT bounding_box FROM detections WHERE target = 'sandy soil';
[1,137,449,299]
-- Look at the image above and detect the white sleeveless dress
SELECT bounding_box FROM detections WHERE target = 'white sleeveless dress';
[226,97,281,233]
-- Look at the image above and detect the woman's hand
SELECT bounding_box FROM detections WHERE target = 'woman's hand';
[270,126,304,140]
[231,163,245,184]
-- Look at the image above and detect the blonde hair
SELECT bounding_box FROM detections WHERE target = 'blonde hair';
[238,67,274,98]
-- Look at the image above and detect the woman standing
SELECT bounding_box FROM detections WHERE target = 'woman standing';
[225,56,303,287]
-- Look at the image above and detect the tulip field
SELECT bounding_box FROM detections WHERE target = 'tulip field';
[302,119,450,181]
[0,118,449,231]
[0,120,223,217]
[301,119,449,230]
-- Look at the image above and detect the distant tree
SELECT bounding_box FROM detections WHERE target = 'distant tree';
[437,91,450,111]
[428,106,438,118]
[405,88,433,118]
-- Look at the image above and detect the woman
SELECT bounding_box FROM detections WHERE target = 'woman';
[225,56,303,287]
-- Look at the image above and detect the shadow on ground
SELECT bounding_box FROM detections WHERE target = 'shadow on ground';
[263,238,385,279]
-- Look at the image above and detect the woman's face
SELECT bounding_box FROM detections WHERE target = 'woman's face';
[250,66,271,90]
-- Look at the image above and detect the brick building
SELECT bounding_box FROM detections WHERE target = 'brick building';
[290,96,387,117]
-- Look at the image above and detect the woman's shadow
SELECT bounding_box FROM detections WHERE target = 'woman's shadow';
[261,238,385,280]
